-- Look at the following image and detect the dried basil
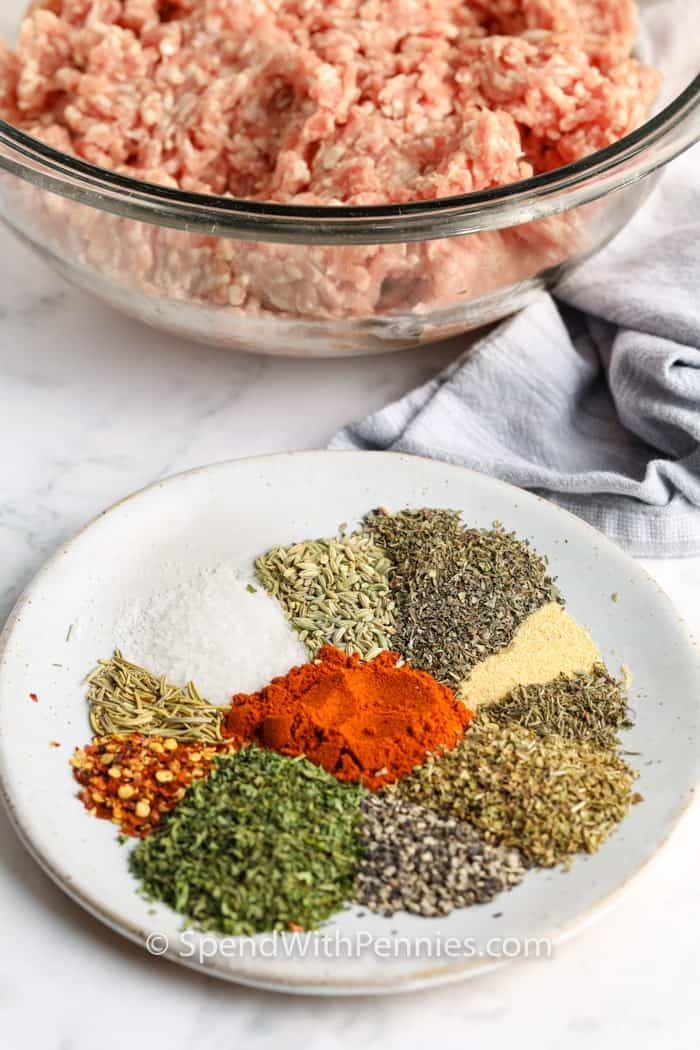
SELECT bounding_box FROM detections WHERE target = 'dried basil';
[365,509,560,685]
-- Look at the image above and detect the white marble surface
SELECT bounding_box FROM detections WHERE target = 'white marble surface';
[1,228,698,1050]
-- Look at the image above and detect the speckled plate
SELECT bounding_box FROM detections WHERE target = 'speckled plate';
[1,452,698,995]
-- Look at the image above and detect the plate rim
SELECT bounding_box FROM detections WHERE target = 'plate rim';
[1,449,698,995]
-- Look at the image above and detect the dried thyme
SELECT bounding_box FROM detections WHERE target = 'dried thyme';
[130,747,365,935]
[356,793,525,917]
[478,665,632,750]
[86,651,223,743]
[365,509,560,685]
[255,533,396,659]
[395,721,638,867]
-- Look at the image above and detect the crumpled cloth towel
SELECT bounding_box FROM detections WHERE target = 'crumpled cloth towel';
[331,138,700,558]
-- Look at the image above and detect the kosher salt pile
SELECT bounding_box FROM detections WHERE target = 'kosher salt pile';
[71,506,641,932]
[113,563,307,703]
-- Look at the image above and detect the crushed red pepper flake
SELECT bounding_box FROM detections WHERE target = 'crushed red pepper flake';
[71,733,237,838]
[29,692,39,702]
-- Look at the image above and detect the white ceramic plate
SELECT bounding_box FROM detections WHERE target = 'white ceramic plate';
[1,452,698,995]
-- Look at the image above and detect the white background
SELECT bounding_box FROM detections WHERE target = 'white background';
[1,227,699,1049]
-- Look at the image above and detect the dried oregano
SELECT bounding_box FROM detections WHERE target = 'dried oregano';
[395,721,638,868]
[364,509,560,685]
[478,665,632,750]
[356,793,525,917]
[129,747,365,935]
[255,533,396,659]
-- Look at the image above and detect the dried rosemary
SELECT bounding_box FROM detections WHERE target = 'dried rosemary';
[356,793,525,917]
[365,509,560,685]
[395,720,638,867]
[86,651,223,743]
[478,665,632,750]
[255,533,396,659]
[130,747,365,935]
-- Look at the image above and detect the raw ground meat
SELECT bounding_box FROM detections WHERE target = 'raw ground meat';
[0,1,660,321]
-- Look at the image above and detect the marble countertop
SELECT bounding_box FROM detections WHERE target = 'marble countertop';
[1,230,698,1050]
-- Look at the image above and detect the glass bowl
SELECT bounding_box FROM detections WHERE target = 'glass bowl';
[0,1,697,357]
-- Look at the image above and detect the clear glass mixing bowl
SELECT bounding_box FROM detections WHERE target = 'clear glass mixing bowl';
[0,0,697,357]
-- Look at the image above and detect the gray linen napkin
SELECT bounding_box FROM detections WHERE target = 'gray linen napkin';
[331,137,700,558]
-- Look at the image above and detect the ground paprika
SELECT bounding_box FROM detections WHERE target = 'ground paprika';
[223,646,473,789]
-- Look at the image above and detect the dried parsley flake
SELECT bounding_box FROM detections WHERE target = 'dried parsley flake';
[129,747,365,935]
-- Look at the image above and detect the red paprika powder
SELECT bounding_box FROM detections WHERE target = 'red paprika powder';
[223,646,473,790]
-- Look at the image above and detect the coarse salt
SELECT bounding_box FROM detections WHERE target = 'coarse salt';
[114,562,307,705]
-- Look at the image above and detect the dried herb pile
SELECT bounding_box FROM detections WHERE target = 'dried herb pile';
[395,720,638,867]
[364,509,560,685]
[356,793,525,917]
[130,747,365,935]
[86,651,223,742]
[255,534,396,659]
[478,665,632,750]
[396,722,638,869]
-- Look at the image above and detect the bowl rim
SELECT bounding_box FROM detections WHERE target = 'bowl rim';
[0,71,698,245]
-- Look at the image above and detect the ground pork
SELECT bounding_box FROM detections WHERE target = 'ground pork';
[0,1,660,321]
